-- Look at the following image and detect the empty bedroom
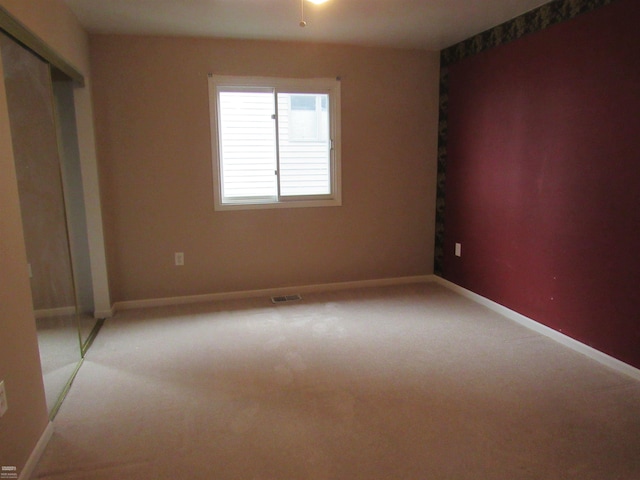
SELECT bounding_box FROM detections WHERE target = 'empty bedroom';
[0,0,638,479]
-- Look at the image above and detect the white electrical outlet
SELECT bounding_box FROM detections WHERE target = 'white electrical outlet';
[0,380,8,417]
[455,243,462,257]
[174,252,184,266]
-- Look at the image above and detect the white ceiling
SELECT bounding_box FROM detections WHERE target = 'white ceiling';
[63,0,552,51]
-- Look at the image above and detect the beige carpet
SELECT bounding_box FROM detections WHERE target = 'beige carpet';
[33,282,640,479]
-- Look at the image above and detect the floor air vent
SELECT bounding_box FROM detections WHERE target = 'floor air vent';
[271,294,302,304]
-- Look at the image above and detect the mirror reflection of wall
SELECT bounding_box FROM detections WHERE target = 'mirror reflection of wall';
[0,32,98,416]
[53,79,98,348]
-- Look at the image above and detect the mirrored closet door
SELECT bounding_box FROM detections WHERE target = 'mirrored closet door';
[1,32,98,416]
[52,77,99,350]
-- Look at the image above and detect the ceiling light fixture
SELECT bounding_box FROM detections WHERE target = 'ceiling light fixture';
[299,0,330,28]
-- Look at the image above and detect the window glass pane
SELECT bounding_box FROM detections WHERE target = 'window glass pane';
[218,91,277,200]
[291,95,316,111]
[277,93,331,196]
[288,94,320,141]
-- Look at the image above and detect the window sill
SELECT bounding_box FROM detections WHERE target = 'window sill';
[214,198,342,211]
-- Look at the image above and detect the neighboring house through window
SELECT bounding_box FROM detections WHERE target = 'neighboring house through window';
[208,75,341,210]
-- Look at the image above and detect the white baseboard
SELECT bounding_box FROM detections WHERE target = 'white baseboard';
[35,306,114,320]
[19,421,53,480]
[432,276,640,382]
[113,275,434,312]
[34,306,75,319]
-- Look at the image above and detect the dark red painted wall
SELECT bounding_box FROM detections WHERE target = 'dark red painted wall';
[443,0,640,368]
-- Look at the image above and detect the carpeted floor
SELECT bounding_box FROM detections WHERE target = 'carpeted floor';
[33,282,640,479]
[36,316,81,413]
[36,313,100,412]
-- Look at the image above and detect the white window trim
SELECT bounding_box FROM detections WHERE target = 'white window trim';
[208,75,342,211]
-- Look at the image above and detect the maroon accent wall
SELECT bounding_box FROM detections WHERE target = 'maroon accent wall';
[443,0,640,368]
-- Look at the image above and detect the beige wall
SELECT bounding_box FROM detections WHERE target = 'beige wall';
[90,35,440,303]
[0,0,94,473]
[0,53,48,473]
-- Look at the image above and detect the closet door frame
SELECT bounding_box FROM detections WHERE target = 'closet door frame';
[0,5,83,86]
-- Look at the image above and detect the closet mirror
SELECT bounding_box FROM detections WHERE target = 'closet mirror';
[1,32,98,416]
[52,77,98,348]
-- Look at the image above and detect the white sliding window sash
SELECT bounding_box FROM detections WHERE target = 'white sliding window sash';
[217,88,277,203]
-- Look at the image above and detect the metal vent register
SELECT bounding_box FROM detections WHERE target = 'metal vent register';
[271,294,303,304]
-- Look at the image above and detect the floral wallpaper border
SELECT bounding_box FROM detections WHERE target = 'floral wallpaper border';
[434,0,616,275]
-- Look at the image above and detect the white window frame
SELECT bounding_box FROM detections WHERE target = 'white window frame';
[208,75,342,211]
